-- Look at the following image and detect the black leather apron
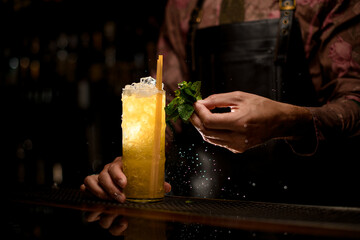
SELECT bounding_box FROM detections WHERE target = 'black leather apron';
[165,1,355,205]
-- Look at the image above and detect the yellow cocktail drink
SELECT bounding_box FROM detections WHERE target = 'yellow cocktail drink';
[122,77,166,203]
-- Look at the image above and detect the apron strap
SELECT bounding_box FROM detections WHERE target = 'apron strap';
[187,0,205,73]
[275,0,297,64]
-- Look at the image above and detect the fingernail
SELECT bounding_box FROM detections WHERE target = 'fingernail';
[118,178,125,188]
[114,192,125,203]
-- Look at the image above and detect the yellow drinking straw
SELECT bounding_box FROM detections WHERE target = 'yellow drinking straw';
[156,55,163,90]
[151,55,164,198]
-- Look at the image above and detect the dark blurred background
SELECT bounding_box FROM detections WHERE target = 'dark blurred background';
[0,0,167,189]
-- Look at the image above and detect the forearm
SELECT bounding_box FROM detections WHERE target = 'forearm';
[307,98,360,140]
[283,98,360,155]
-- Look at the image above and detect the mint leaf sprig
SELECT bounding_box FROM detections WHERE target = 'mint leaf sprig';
[165,81,202,124]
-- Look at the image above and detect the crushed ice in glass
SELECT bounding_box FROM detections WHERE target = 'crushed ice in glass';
[123,76,164,96]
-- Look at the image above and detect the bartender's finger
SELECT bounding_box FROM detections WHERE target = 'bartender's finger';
[83,175,112,200]
[200,91,246,109]
[191,111,233,138]
[194,102,234,130]
[98,166,126,203]
[164,182,171,193]
[191,111,216,140]
[108,158,127,189]
[190,111,203,130]
[203,137,243,154]
[202,137,227,149]
[80,183,86,192]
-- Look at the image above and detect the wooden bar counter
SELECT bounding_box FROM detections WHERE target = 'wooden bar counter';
[6,186,360,239]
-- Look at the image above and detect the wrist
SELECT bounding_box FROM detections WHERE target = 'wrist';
[279,104,318,155]
[284,105,314,139]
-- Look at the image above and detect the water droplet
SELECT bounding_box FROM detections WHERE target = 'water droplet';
[245,139,249,144]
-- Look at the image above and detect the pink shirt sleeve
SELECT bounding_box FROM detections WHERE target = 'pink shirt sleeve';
[296,0,360,142]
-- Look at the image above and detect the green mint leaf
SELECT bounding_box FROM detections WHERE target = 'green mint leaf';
[184,87,196,97]
[165,81,202,123]
[182,88,197,103]
[178,103,194,122]
[165,97,179,116]
[191,81,202,99]
[174,89,181,97]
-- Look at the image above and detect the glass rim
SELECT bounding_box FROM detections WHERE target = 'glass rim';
[122,87,165,93]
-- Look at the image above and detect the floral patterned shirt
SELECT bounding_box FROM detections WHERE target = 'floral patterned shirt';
[157,0,360,149]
